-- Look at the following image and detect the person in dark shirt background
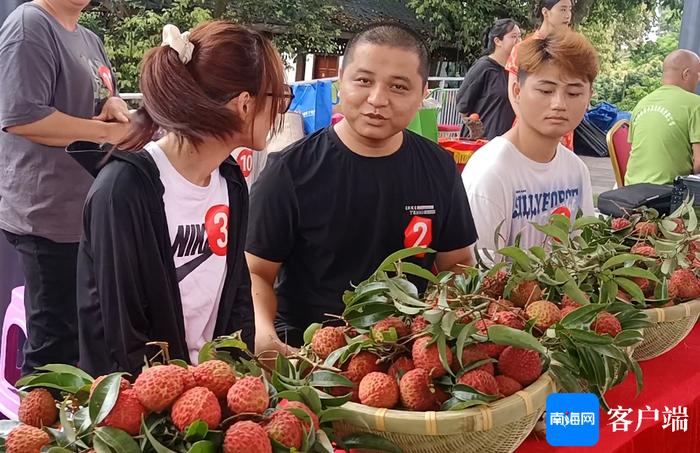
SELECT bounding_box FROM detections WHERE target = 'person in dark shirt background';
[456,19,521,140]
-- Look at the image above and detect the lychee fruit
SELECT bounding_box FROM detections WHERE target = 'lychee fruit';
[411,316,429,334]
[90,375,131,396]
[311,327,346,359]
[634,221,658,237]
[561,295,584,309]
[474,318,496,335]
[632,277,654,297]
[611,218,631,230]
[432,386,450,409]
[359,372,399,408]
[134,365,185,412]
[372,316,410,341]
[6,424,50,453]
[631,243,657,257]
[169,365,196,391]
[266,409,304,449]
[227,376,269,415]
[192,360,236,398]
[481,270,508,299]
[457,370,498,395]
[560,305,579,318]
[476,342,507,358]
[327,371,359,402]
[455,308,473,324]
[101,388,147,435]
[412,336,453,377]
[492,311,526,330]
[459,345,494,375]
[399,368,436,411]
[224,420,271,453]
[498,347,542,386]
[525,300,561,331]
[171,386,221,431]
[616,290,633,304]
[486,299,514,317]
[495,375,523,397]
[346,352,383,382]
[669,268,700,300]
[19,389,57,428]
[388,356,415,379]
[671,218,685,233]
[592,312,622,338]
[278,400,320,432]
[510,280,543,307]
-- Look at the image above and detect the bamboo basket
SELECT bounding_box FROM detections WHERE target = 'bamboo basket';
[633,298,700,361]
[333,373,557,453]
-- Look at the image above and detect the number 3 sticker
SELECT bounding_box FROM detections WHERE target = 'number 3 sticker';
[404,216,433,254]
[205,204,230,256]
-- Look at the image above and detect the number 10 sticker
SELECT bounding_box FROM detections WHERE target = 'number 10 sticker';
[404,216,432,256]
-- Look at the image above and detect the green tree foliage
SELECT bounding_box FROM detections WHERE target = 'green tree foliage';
[588,9,681,111]
[81,0,339,92]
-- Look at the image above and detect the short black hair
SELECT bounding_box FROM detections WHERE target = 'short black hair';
[483,18,519,55]
[342,22,430,84]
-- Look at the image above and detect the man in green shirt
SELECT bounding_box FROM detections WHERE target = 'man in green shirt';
[625,49,700,186]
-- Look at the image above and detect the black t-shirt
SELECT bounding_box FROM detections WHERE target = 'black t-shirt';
[456,56,515,140]
[246,126,477,345]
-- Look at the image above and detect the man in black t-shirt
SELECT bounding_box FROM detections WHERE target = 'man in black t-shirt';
[246,23,478,354]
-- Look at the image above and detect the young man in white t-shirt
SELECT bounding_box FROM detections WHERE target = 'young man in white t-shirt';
[463,30,598,252]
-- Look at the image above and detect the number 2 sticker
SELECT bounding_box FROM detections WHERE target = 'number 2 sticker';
[205,204,230,256]
[404,216,433,255]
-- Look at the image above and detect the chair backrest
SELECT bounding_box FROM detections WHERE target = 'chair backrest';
[606,119,631,187]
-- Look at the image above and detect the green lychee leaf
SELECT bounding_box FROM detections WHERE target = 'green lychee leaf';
[303,323,323,345]
[187,440,216,453]
[560,303,605,328]
[142,419,178,453]
[613,330,644,347]
[89,373,127,426]
[614,277,645,303]
[299,386,323,414]
[567,329,614,345]
[47,448,74,453]
[59,399,77,444]
[15,372,87,394]
[339,432,402,453]
[374,247,435,275]
[451,384,499,402]
[184,420,209,442]
[486,325,546,355]
[573,216,606,231]
[314,429,335,453]
[95,427,141,453]
[611,267,661,282]
[34,364,95,383]
[168,359,189,369]
[398,262,439,284]
[436,334,455,377]
[549,365,583,393]
[498,246,532,271]
[319,407,353,424]
[310,371,353,388]
[601,253,653,271]
[442,397,489,411]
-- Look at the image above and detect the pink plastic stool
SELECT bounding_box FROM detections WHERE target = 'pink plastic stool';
[0,286,27,419]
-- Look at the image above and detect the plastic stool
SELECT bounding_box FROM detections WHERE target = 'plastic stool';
[0,286,27,419]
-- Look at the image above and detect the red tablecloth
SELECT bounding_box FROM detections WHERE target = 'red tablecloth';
[517,324,700,453]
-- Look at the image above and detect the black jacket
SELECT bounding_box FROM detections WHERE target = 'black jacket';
[456,56,515,140]
[67,143,255,377]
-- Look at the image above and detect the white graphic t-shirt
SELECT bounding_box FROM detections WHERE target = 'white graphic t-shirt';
[462,136,594,252]
[146,142,229,364]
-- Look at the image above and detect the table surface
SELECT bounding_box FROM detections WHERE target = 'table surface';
[516,323,700,453]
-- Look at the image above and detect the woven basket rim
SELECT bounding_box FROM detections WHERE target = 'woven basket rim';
[337,373,556,435]
[642,298,700,323]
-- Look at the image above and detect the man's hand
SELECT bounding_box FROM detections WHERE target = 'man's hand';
[104,121,130,146]
[93,96,130,123]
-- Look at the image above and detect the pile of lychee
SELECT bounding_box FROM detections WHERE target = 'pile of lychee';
[7,360,319,453]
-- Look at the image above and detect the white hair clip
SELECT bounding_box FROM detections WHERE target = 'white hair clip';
[161,24,194,64]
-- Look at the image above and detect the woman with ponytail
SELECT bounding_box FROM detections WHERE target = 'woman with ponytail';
[456,19,521,139]
[68,21,290,376]
[505,0,574,149]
